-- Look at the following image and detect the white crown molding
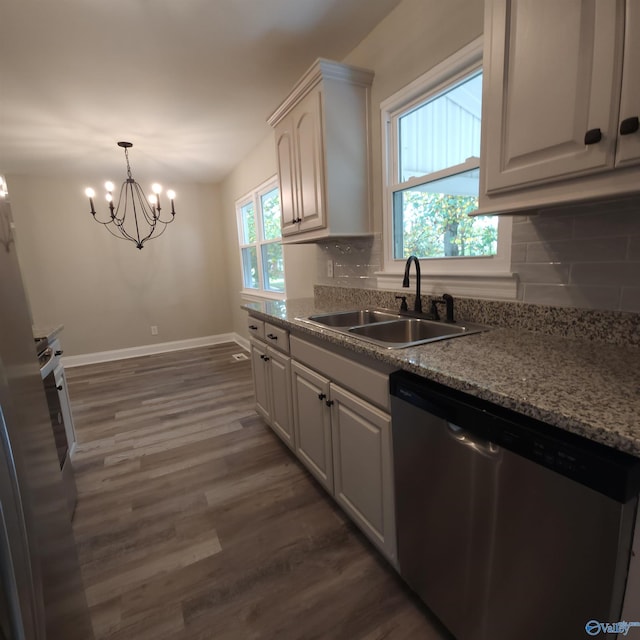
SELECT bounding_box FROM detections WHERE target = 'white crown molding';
[63,333,248,368]
[267,58,374,126]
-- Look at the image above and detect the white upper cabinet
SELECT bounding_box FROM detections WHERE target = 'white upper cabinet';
[268,59,374,242]
[616,0,640,167]
[479,0,640,215]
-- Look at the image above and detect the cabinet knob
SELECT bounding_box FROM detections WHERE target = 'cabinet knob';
[325,400,334,407]
[584,128,602,145]
[293,217,302,224]
[318,393,326,401]
[56,385,63,391]
[260,354,270,361]
[620,116,640,136]
[263,356,270,362]
[55,350,63,356]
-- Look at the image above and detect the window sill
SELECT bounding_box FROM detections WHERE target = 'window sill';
[375,271,518,300]
[240,289,286,302]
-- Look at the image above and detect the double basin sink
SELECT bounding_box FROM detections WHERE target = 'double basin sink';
[300,308,491,349]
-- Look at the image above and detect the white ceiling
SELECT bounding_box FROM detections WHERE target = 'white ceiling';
[0,0,403,183]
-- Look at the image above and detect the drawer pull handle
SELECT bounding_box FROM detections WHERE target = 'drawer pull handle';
[249,325,258,330]
[584,128,602,145]
[325,400,334,407]
[267,333,278,340]
[318,393,326,401]
[620,116,640,135]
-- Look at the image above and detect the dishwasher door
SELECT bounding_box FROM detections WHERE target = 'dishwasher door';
[393,395,499,640]
[391,374,638,640]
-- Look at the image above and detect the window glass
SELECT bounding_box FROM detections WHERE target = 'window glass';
[240,202,256,244]
[236,178,284,296]
[261,188,281,241]
[398,72,482,181]
[241,247,258,289]
[392,168,498,259]
[261,242,284,292]
[391,70,495,261]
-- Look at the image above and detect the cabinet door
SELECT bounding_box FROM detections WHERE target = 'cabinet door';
[267,348,294,450]
[291,361,333,492]
[615,1,640,167]
[330,384,396,562]
[293,89,326,233]
[250,340,270,421]
[483,0,624,193]
[274,116,299,236]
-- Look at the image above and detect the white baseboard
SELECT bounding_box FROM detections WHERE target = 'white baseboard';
[63,333,248,368]
[234,335,250,353]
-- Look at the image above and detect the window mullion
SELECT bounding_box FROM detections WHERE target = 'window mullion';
[254,192,265,290]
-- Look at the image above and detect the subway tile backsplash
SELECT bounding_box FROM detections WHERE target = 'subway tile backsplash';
[315,200,640,313]
[513,200,640,312]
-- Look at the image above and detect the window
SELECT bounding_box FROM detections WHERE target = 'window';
[381,37,512,283]
[237,178,285,296]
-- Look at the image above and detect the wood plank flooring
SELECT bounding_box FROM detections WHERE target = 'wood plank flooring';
[67,343,449,640]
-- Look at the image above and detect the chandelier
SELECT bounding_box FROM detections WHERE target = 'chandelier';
[84,141,176,250]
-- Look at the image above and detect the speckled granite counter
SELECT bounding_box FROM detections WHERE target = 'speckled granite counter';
[243,298,640,458]
[32,323,64,343]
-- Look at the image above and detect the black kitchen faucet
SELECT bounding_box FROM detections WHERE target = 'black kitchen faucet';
[402,255,422,315]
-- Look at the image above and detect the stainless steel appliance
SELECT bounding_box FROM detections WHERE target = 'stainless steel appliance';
[390,370,640,640]
[37,339,77,516]
[0,193,93,638]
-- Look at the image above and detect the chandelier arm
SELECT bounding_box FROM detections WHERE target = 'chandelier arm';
[103,223,137,244]
[138,219,170,247]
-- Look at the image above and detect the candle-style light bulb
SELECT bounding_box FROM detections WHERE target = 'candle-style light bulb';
[105,193,113,203]
[148,194,158,206]
[105,181,114,192]
[85,187,96,215]
[166,189,176,215]
[152,183,162,195]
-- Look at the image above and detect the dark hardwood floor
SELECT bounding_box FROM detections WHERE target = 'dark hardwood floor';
[67,343,447,639]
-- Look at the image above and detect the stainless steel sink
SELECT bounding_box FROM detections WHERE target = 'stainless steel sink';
[348,318,485,348]
[299,308,491,348]
[307,309,401,327]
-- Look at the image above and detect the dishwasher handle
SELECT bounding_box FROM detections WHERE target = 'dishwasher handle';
[447,422,500,459]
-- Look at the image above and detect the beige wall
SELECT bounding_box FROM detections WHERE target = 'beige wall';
[219,134,317,340]
[7,175,230,356]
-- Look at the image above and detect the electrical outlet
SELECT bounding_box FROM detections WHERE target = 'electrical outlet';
[326,259,334,278]
[150,325,158,335]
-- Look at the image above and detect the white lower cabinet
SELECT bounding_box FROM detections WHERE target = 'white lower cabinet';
[291,361,333,491]
[250,338,295,451]
[248,320,397,565]
[291,359,396,563]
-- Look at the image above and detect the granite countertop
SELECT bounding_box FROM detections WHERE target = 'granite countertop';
[32,323,64,343]
[243,298,640,458]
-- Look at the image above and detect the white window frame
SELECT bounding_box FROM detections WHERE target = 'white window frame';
[236,176,285,300]
[378,36,516,300]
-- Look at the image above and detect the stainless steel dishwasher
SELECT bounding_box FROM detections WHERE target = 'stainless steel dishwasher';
[390,370,640,640]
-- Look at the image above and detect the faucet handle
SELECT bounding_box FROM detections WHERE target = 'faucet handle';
[395,295,408,312]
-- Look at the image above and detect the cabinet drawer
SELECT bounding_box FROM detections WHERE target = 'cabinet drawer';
[290,335,390,412]
[264,323,290,354]
[247,317,265,340]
